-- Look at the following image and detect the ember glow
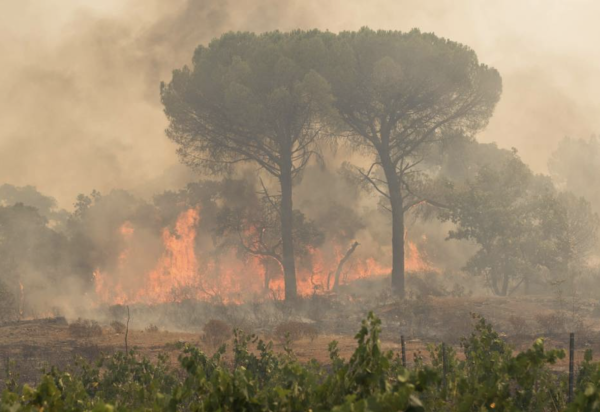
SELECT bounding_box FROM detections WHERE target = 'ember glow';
[93,208,437,305]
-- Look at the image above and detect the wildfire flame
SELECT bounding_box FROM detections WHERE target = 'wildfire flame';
[406,240,436,273]
[93,208,438,305]
[145,208,200,302]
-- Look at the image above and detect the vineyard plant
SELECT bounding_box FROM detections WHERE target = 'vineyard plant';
[2,313,600,411]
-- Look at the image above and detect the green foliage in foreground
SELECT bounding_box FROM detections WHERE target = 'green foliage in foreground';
[2,313,599,411]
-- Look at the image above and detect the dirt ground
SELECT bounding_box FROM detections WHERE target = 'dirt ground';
[0,319,413,386]
[0,317,415,384]
[2,295,600,386]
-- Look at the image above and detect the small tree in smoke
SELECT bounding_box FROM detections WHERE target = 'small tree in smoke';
[440,150,599,296]
[214,178,325,293]
[549,135,600,214]
[0,203,73,316]
[67,189,157,286]
[440,154,547,295]
[161,31,334,301]
[0,184,69,228]
[542,191,599,291]
[322,28,502,297]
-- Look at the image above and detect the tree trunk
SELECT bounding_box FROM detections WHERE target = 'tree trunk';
[261,258,271,293]
[280,166,297,301]
[381,156,406,298]
[490,275,501,296]
[501,272,510,296]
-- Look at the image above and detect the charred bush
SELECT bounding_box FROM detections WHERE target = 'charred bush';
[108,304,128,321]
[72,344,102,361]
[449,282,471,298]
[110,320,126,334]
[68,318,103,338]
[274,321,319,343]
[250,301,283,330]
[410,272,448,297]
[202,319,232,348]
[535,312,566,335]
[306,294,334,323]
[145,324,160,333]
[508,315,529,336]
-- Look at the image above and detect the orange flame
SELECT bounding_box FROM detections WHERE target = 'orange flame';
[144,208,200,302]
[94,208,439,305]
[406,240,438,273]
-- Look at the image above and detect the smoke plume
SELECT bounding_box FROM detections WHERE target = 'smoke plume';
[1,0,599,206]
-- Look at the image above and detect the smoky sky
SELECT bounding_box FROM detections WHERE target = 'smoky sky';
[1,0,599,207]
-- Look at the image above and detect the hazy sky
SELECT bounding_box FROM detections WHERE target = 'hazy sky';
[1,0,599,207]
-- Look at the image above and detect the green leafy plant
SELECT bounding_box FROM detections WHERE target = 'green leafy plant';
[1,312,596,412]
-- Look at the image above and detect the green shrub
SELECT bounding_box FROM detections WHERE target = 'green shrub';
[2,312,598,412]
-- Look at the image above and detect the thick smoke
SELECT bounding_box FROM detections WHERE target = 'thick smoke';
[1,0,599,206]
[1,1,599,323]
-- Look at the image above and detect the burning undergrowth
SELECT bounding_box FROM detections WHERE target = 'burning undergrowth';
[92,199,437,306]
[92,269,459,336]
[0,164,447,322]
[77,165,440,308]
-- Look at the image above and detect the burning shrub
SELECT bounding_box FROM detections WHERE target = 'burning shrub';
[202,319,232,348]
[111,320,126,334]
[68,318,103,338]
[274,321,319,343]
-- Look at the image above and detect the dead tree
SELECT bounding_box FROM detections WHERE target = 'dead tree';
[332,241,360,290]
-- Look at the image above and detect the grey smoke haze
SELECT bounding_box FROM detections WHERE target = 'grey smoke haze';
[1,0,599,207]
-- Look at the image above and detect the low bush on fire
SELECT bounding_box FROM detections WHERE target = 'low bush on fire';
[3,313,600,411]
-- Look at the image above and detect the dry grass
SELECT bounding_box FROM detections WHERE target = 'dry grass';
[68,318,103,338]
